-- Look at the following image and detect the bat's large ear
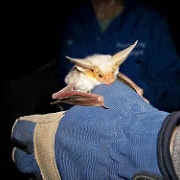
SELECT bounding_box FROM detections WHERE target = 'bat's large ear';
[66,56,95,71]
[112,40,138,66]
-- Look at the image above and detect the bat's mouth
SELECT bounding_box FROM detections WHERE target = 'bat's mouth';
[100,73,115,85]
[103,81,114,85]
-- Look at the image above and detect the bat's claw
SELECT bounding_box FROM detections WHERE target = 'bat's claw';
[102,105,109,109]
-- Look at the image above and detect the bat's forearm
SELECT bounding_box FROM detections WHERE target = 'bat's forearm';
[117,72,143,95]
[117,72,149,103]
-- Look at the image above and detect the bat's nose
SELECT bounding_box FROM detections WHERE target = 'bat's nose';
[102,73,115,85]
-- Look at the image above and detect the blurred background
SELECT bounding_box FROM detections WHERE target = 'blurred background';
[2,0,180,84]
[1,0,180,179]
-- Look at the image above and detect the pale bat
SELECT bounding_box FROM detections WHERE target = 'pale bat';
[51,40,149,108]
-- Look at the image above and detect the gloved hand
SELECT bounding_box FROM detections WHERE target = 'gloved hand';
[11,80,169,179]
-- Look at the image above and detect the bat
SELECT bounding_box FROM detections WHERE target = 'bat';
[51,40,148,108]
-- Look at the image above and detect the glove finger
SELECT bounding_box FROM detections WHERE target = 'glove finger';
[12,147,40,176]
[11,120,36,153]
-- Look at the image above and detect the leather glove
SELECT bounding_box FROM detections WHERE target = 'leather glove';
[11,80,169,179]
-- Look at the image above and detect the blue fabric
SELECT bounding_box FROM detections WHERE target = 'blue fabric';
[11,121,40,174]
[12,81,169,179]
[57,0,180,112]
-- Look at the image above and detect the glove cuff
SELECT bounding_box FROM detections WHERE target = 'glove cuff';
[157,111,180,180]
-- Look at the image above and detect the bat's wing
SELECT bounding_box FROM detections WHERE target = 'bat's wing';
[51,84,109,109]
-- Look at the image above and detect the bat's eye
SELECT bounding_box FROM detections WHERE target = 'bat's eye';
[98,74,103,78]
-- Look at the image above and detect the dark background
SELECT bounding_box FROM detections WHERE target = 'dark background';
[0,0,180,179]
[2,0,180,84]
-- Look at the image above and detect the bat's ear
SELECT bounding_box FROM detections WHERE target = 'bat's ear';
[66,56,84,65]
[66,56,95,71]
[112,40,138,66]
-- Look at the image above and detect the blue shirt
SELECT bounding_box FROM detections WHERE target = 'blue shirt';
[57,0,180,112]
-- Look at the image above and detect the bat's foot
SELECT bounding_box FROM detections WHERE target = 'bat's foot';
[136,88,143,96]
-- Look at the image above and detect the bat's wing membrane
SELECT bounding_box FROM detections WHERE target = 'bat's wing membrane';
[51,84,109,109]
